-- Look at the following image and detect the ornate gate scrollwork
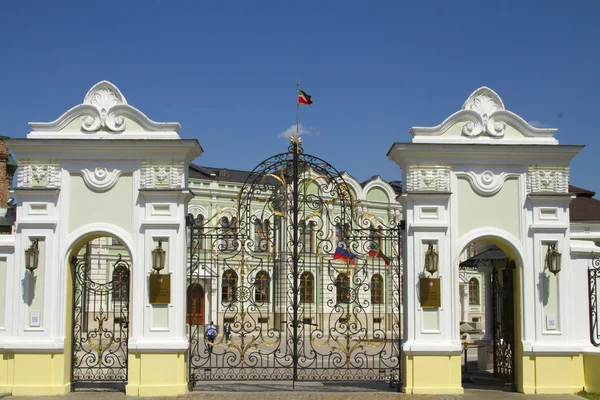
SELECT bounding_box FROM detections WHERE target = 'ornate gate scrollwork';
[590,254,600,347]
[188,137,403,389]
[71,251,130,383]
[492,261,515,390]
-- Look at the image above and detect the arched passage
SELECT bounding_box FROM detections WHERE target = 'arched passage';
[456,233,523,392]
[66,231,134,389]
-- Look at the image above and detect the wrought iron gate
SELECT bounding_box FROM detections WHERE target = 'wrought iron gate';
[188,138,403,389]
[71,251,130,383]
[491,260,515,390]
[590,254,600,347]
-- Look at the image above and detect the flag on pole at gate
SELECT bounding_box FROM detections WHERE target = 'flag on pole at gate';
[368,243,391,266]
[333,246,357,265]
[298,88,313,105]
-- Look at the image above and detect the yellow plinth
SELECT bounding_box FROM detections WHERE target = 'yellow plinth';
[520,354,584,394]
[125,352,187,396]
[0,352,70,396]
[584,353,600,393]
[403,354,463,394]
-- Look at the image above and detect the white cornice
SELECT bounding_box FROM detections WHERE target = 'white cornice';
[388,143,583,167]
[5,139,203,162]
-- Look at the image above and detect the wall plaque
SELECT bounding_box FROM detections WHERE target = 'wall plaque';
[420,277,441,308]
[149,274,171,304]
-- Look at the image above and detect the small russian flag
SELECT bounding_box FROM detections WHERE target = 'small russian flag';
[333,246,357,265]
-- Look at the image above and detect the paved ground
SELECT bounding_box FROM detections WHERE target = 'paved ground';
[1,383,584,400]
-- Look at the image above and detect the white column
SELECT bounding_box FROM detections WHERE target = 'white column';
[483,271,493,342]
[460,283,469,323]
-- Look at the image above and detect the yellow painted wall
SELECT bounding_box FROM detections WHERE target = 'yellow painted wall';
[126,352,187,396]
[521,355,584,394]
[0,352,12,392]
[7,353,70,396]
[584,353,600,393]
[403,355,463,394]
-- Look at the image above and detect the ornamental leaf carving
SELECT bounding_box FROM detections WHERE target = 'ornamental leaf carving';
[81,82,127,132]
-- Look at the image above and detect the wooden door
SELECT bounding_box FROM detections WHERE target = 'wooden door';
[187,284,205,325]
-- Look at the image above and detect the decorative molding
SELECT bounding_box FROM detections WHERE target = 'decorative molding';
[409,87,558,144]
[80,167,122,192]
[527,166,569,194]
[140,164,185,189]
[457,170,520,196]
[17,164,61,188]
[461,88,506,137]
[81,82,127,132]
[405,166,450,192]
[28,80,182,136]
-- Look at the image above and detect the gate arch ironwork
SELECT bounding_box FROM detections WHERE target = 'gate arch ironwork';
[590,254,600,347]
[71,247,130,384]
[187,137,403,389]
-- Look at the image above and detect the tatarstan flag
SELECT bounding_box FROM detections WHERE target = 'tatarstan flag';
[369,244,391,266]
[298,89,313,105]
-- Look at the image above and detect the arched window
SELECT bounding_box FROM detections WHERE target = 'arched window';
[254,219,270,252]
[335,273,350,304]
[112,264,129,302]
[220,216,238,251]
[469,278,480,305]
[188,215,204,250]
[222,269,238,302]
[371,274,384,305]
[335,222,350,245]
[255,271,270,302]
[300,220,315,253]
[300,272,314,303]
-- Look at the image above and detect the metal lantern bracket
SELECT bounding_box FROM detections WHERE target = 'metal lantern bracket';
[151,240,166,273]
[546,243,562,275]
[424,242,439,275]
[25,239,40,274]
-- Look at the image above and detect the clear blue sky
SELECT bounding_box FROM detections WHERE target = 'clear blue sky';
[1,1,599,195]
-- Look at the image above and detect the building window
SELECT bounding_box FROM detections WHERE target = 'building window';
[335,273,351,304]
[254,219,270,252]
[220,216,238,251]
[369,225,382,250]
[112,264,129,302]
[469,278,480,305]
[371,274,384,305]
[335,222,350,245]
[300,271,314,303]
[255,271,270,302]
[222,269,238,302]
[300,220,315,253]
[188,215,204,250]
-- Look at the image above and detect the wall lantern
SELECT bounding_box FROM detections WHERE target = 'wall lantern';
[151,240,166,273]
[25,239,39,274]
[424,242,439,275]
[546,243,561,275]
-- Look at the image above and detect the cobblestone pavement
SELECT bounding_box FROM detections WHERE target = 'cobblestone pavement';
[2,382,584,400]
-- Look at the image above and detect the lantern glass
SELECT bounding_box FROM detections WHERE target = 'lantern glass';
[152,241,166,272]
[425,243,439,274]
[25,240,39,273]
[546,244,561,275]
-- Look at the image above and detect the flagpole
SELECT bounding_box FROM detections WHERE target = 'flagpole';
[296,81,300,138]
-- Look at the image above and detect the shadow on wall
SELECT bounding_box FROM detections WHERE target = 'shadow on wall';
[22,273,37,306]
[537,271,550,307]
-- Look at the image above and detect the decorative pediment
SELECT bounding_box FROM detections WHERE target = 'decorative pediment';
[28,80,181,139]
[410,87,558,145]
